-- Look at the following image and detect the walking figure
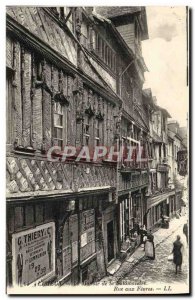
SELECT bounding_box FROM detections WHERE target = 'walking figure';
[145,230,155,260]
[172,235,183,274]
[183,221,188,244]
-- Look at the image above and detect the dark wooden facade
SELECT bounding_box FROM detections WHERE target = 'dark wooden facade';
[6,6,152,286]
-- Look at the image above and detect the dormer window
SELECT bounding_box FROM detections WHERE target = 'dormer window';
[91,31,116,73]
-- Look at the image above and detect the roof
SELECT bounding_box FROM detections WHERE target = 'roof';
[92,12,147,83]
[155,105,171,118]
[95,6,149,40]
[142,89,158,110]
[143,88,152,98]
[92,11,135,59]
[6,7,77,66]
[178,127,187,140]
[167,130,175,141]
[95,7,142,19]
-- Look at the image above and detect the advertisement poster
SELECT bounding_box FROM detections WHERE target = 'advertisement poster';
[12,222,55,286]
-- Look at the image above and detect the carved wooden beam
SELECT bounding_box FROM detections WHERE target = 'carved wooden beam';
[7,14,121,107]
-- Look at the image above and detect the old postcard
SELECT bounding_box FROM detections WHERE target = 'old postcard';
[6,5,189,295]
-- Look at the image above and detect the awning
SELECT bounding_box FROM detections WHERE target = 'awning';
[147,190,175,209]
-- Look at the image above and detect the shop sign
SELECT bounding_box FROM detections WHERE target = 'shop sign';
[157,164,169,172]
[62,246,71,276]
[69,214,78,264]
[81,232,87,247]
[12,222,55,286]
[72,241,78,264]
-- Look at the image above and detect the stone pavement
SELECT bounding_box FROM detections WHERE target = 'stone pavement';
[120,222,188,285]
[99,215,188,284]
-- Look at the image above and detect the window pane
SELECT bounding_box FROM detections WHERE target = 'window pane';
[54,114,63,126]
[57,128,62,139]
[54,127,62,139]
[45,203,53,221]
[53,139,63,148]
[6,74,13,144]
[54,102,57,112]
[58,140,63,148]
[55,102,63,114]
[14,206,24,230]
[25,205,34,227]
[35,204,44,224]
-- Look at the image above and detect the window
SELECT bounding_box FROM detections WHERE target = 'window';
[13,204,48,231]
[132,194,141,224]
[91,32,116,72]
[105,46,108,64]
[159,144,161,158]
[45,203,53,221]
[174,145,177,159]
[83,115,90,145]
[53,102,64,148]
[94,119,100,146]
[35,204,44,224]
[120,199,131,242]
[34,56,42,81]
[6,69,13,144]
[163,144,166,158]
[14,206,24,230]
[25,205,34,227]
[162,116,166,131]
[102,41,105,60]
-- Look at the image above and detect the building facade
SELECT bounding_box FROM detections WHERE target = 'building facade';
[6,6,187,287]
[142,89,177,229]
[6,6,122,286]
[95,7,150,254]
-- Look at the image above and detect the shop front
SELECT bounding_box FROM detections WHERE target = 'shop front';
[146,190,175,229]
[102,204,118,266]
[7,199,57,287]
[118,188,147,257]
[7,190,117,287]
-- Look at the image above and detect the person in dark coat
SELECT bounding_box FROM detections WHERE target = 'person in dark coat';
[183,222,188,244]
[172,235,183,274]
[145,230,155,259]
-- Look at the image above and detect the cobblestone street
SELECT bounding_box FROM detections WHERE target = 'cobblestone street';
[119,224,188,285]
[99,216,189,287]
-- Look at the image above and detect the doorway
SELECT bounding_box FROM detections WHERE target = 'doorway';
[107,220,114,263]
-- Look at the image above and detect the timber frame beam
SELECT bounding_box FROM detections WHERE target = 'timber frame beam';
[6,14,121,108]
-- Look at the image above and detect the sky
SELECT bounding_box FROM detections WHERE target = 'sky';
[142,6,188,127]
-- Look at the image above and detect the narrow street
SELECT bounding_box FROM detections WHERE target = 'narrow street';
[117,224,188,285]
[6,6,189,293]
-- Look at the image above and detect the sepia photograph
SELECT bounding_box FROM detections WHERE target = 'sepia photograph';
[5,5,189,295]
